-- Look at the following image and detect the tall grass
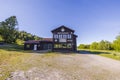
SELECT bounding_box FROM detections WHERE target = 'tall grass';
[0,44,33,80]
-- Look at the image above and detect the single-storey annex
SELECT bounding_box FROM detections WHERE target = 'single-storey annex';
[24,25,78,52]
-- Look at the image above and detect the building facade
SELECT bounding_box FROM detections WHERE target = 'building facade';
[24,26,77,52]
[51,26,77,52]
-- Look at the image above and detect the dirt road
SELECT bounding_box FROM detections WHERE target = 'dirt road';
[7,53,120,80]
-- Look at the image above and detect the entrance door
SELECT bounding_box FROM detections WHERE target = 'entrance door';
[34,44,37,50]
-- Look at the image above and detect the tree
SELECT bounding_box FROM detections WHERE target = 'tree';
[78,44,86,49]
[0,16,18,43]
[17,31,42,41]
[112,34,120,51]
[78,44,90,49]
[98,40,112,50]
[90,42,98,50]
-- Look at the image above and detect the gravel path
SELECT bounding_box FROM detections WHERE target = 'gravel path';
[7,53,120,80]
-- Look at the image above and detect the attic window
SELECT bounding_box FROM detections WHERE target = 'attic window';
[61,28,65,32]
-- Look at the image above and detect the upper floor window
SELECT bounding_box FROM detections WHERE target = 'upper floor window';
[59,34,62,39]
[63,34,67,39]
[54,34,58,39]
[68,34,71,39]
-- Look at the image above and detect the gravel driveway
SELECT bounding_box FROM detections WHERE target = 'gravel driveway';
[7,52,120,80]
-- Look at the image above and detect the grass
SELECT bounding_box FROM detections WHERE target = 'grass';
[0,44,120,80]
[79,49,120,60]
[0,44,34,80]
[0,44,62,80]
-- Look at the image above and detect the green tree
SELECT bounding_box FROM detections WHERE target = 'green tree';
[113,34,120,51]
[98,40,112,50]
[78,44,86,49]
[90,42,98,50]
[0,16,18,43]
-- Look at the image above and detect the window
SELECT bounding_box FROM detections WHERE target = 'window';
[54,34,56,38]
[56,35,58,38]
[69,34,71,39]
[54,34,58,39]
[26,44,30,48]
[59,34,62,39]
[54,44,59,48]
[59,39,66,42]
[62,44,67,48]
[67,43,72,48]
[68,34,71,39]
[63,34,67,39]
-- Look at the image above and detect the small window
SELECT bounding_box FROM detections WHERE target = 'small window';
[54,44,59,48]
[56,35,58,38]
[62,44,67,48]
[59,34,62,39]
[63,34,67,39]
[69,35,71,39]
[26,44,30,48]
[67,43,72,48]
[68,34,71,39]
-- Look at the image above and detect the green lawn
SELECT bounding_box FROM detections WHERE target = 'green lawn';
[79,49,120,60]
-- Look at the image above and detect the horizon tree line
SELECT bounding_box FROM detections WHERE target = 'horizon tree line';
[78,34,120,51]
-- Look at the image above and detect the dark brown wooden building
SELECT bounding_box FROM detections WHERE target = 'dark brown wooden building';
[51,25,77,52]
[24,38,53,50]
[24,25,77,52]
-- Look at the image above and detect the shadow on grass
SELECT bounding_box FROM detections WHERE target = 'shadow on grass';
[77,50,111,55]
[0,44,34,53]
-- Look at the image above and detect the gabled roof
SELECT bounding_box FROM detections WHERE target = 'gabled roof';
[51,25,75,33]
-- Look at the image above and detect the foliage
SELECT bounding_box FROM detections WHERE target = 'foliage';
[90,42,98,50]
[0,35,3,41]
[112,34,120,51]
[15,39,24,45]
[97,40,112,50]
[0,16,18,43]
[79,40,112,50]
[78,44,90,49]
[78,44,85,49]
[0,16,42,44]
[18,31,42,41]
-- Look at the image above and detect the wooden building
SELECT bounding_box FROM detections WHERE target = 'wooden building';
[51,25,77,52]
[24,25,77,52]
[24,38,53,50]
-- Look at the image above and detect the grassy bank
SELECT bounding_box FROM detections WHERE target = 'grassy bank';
[79,49,120,60]
[0,44,33,79]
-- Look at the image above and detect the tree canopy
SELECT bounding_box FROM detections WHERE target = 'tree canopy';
[112,34,120,51]
[0,16,42,44]
[0,16,18,43]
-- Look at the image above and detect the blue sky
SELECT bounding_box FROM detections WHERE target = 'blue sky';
[0,0,120,45]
